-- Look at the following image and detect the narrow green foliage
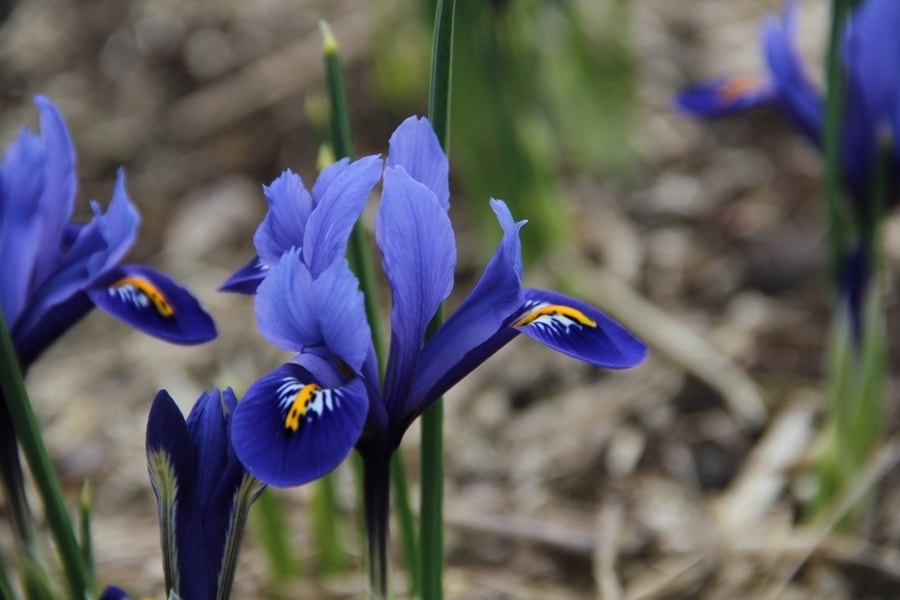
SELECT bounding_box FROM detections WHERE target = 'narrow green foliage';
[0,548,15,600]
[390,453,419,597]
[822,0,853,285]
[0,311,91,600]
[79,483,93,593]
[311,473,350,574]
[251,489,298,583]
[420,2,455,597]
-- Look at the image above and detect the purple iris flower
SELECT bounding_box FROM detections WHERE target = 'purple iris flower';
[146,388,264,600]
[0,96,216,370]
[227,116,647,488]
[219,154,383,293]
[677,0,900,339]
[676,0,900,210]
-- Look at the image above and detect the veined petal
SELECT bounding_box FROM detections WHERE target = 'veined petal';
[230,363,368,487]
[255,252,370,372]
[0,127,46,326]
[512,289,647,369]
[254,170,312,266]
[303,154,383,277]
[386,116,450,210]
[219,255,268,294]
[377,166,455,406]
[406,199,524,417]
[763,4,824,147]
[32,96,77,286]
[675,75,775,117]
[88,265,217,345]
[146,390,195,597]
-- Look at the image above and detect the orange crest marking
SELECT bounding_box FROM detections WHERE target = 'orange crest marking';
[284,383,323,432]
[716,74,766,103]
[513,304,596,329]
[112,276,175,318]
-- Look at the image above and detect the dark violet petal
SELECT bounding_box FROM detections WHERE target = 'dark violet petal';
[386,116,450,210]
[12,291,93,371]
[32,96,77,286]
[254,170,312,266]
[513,289,647,369]
[99,586,132,600]
[88,265,217,345]
[184,389,231,509]
[146,389,195,489]
[405,199,525,417]
[303,154,383,277]
[255,252,370,372]
[377,166,455,407]
[219,255,268,294]
[675,75,775,118]
[231,363,369,487]
[762,4,824,147]
[146,390,194,597]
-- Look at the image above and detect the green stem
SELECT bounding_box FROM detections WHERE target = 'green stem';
[390,453,419,596]
[362,455,391,600]
[0,546,15,600]
[822,0,852,288]
[252,489,297,583]
[312,473,349,574]
[420,2,456,598]
[0,311,91,600]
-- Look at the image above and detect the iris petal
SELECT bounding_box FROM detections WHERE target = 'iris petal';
[230,363,368,487]
[675,75,775,117]
[219,255,268,294]
[762,4,824,147]
[406,199,524,416]
[254,170,313,266]
[513,289,647,369]
[32,95,77,286]
[303,155,383,276]
[386,116,450,210]
[88,265,217,344]
[377,166,455,407]
[255,252,371,372]
[0,128,46,325]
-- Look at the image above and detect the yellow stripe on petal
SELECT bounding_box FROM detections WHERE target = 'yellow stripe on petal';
[284,383,323,432]
[111,276,176,317]
[513,304,597,329]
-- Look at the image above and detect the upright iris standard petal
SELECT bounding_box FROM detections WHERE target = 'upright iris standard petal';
[0,128,48,325]
[303,155,383,277]
[255,251,371,372]
[512,289,647,368]
[32,95,77,286]
[254,170,314,266]
[377,166,456,406]
[386,116,450,210]
[98,586,132,600]
[675,75,775,118]
[88,265,217,344]
[406,199,525,415]
[230,363,369,487]
[762,4,825,147]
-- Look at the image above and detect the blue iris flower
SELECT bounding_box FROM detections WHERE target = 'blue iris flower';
[145,388,264,600]
[1,96,216,370]
[226,116,647,488]
[676,0,900,338]
[676,0,900,210]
